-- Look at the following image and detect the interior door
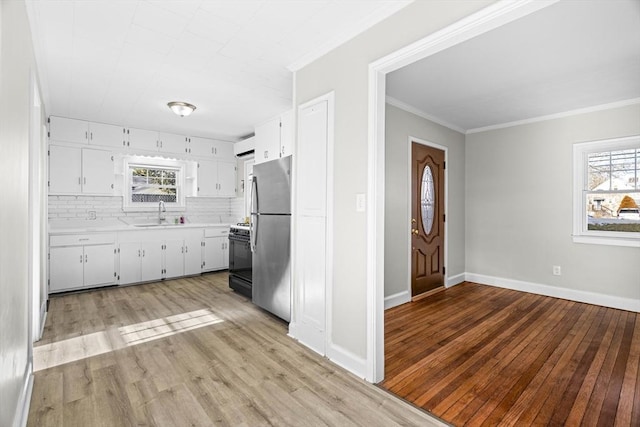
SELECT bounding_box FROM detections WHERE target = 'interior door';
[411,142,445,296]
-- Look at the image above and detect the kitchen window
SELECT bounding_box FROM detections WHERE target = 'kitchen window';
[573,135,640,247]
[123,156,187,210]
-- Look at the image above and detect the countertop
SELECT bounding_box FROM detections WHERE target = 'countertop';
[49,220,231,235]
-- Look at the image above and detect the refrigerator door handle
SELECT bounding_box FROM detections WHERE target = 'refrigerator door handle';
[250,176,258,253]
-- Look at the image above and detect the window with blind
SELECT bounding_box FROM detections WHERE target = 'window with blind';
[573,135,640,247]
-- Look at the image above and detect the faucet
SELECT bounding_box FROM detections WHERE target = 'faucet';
[158,200,166,224]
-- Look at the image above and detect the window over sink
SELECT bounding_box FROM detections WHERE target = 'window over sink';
[123,156,189,210]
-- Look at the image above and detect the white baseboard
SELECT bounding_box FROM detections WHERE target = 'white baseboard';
[446,273,465,287]
[14,362,33,427]
[326,341,367,379]
[466,273,640,313]
[384,290,410,309]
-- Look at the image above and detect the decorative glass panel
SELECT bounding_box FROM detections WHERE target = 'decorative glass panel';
[421,165,435,235]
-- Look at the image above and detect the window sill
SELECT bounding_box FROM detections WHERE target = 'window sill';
[572,235,640,248]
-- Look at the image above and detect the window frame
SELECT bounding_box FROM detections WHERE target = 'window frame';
[123,156,187,211]
[572,135,640,247]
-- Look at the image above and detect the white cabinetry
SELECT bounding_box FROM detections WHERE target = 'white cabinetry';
[49,234,116,293]
[49,145,114,195]
[254,110,293,165]
[127,127,158,152]
[184,234,203,276]
[159,132,188,155]
[202,227,229,271]
[198,161,236,197]
[89,122,127,148]
[49,116,89,144]
[189,137,234,159]
[117,229,205,284]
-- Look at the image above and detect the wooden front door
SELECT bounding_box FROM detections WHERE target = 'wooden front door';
[411,142,445,296]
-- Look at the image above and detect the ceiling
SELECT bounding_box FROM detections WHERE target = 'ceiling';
[27,0,411,141]
[387,0,640,133]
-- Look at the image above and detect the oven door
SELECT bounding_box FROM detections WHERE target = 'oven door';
[229,236,252,283]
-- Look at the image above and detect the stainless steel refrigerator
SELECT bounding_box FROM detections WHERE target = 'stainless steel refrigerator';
[250,155,291,322]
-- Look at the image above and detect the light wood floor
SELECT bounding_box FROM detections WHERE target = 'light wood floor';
[28,272,445,427]
[381,282,640,426]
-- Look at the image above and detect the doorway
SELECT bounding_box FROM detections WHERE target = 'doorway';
[411,141,445,297]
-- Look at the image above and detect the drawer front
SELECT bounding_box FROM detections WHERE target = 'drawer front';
[50,233,116,247]
[204,227,230,238]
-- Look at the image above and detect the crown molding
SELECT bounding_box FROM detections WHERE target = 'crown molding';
[385,96,466,134]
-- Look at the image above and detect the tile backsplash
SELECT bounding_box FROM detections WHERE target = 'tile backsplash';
[48,195,245,224]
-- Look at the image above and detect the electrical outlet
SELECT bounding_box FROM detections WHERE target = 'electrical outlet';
[356,193,366,212]
[88,210,97,220]
[553,265,561,276]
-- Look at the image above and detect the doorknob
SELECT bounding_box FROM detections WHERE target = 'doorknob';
[411,218,417,223]
[411,229,419,235]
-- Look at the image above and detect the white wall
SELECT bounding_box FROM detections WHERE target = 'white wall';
[48,195,239,224]
[295,0,493,363]
[0,0,39,425]
[384,103,465,300]
[465,104,640,303]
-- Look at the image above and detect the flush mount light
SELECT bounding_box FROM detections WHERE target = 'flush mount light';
[167,101,196,117]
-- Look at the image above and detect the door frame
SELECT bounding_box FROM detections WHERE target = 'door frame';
[365,0,559,382]
[406,137,448,299]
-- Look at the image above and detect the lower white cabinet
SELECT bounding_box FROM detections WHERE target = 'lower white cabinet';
[203,228,229,272]
[49,234,116,293]
[49,227,230,292]
[184,235,203,276]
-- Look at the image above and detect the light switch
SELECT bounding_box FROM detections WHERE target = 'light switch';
[356,193,366,212]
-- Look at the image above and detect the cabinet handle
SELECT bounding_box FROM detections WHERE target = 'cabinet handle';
[160,141,163,148]
[85,131,88,140]
[123,140,126,146]
[185,246,188,253]
[138,249,141,257]
[90,132,93,140]
[85,254,88,263]
[127,141,130,147]
[80,255,83,263]
[78,177,81,185]
[264,150,268,159]
[142,249,145,257]
[181,246,184,253]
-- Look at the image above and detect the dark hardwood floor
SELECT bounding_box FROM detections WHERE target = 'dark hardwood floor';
[381,282,640,426]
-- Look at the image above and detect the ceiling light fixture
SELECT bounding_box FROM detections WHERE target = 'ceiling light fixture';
[167,101,196,117]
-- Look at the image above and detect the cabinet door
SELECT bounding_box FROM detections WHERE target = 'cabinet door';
[119,242,141,285]
[184,235,203,275]
[127,128,158,152]
[222,239,229,269]
[49,116,88,144]
[280,110,293,158]
[254,118,280,165]
[197,161,219,196]
[203,237,225,271]
[82,148,114,194]
[89,122,127,148]
[158,132,187,154]
[163,240,184,279]
[217,161,236,197]
[141,241,163,282]
[212,140,234,159]
[49,145,82,194]
[49,246,84,292]
[189,137,214,157]
[83,244,116,287]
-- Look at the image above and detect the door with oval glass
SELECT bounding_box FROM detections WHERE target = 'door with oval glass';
[411,142,445,296]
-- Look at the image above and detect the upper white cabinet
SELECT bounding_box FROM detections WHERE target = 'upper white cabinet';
[197,160,236,197]
[189,137,234,159]
[49,116,89,144]
[49,145,114,195]
[254,109,293,165]
[127,127,158,152]
[159,132,188,155]
[89,122,127,148]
